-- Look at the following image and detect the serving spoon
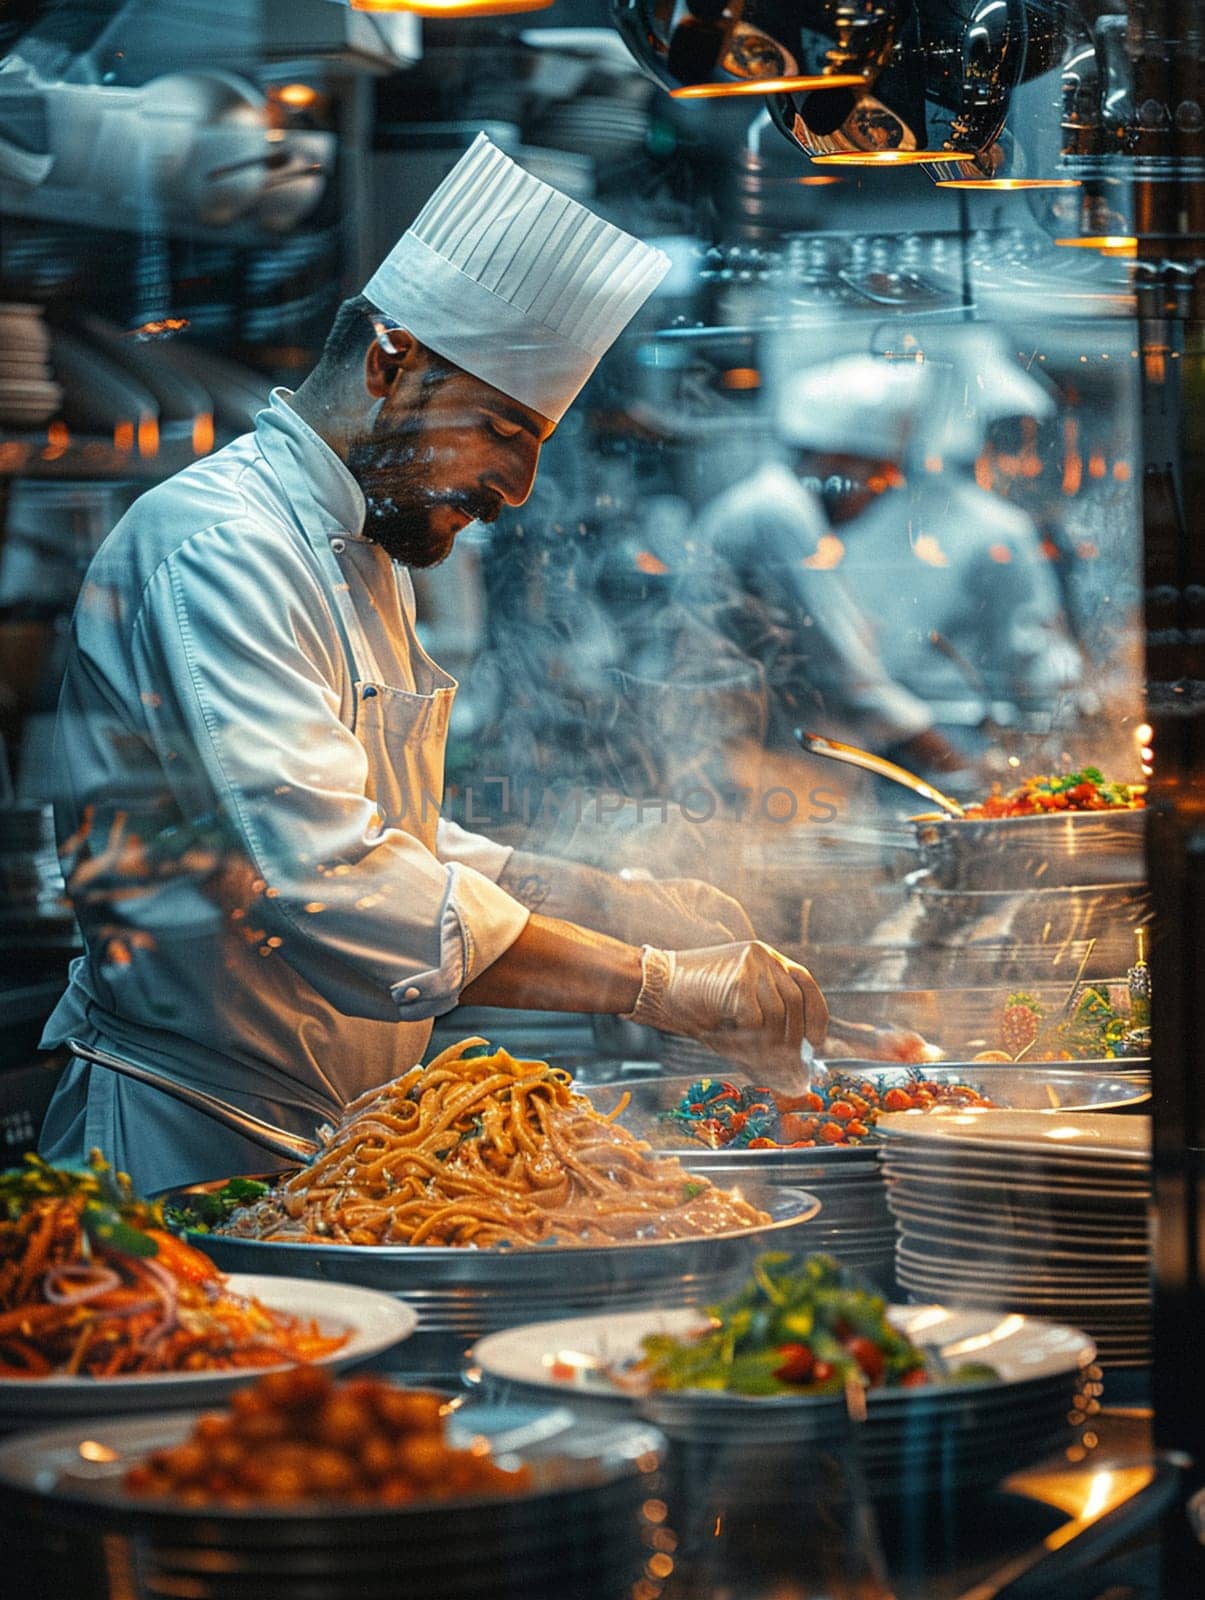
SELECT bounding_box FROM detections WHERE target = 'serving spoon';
[795,729,966,817]
[67,1037,318,1164]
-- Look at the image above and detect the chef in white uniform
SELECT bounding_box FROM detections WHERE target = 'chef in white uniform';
[40,135,827,1190]
[784,344,1081,750]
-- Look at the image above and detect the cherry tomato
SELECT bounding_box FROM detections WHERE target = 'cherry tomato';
[883,1088,913,1112]
[811,1360,835,1384]
[845,1337,885,1385]
[773,1343,815,1383]
[846,1120,870,1139]
[819,1123,847,1144]
[900,1368,930,1387]
[827,1100,855,1122]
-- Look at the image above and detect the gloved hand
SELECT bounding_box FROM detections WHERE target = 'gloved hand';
[622,941,829,1094]
[500,851,754,950]
[608,871,755,949]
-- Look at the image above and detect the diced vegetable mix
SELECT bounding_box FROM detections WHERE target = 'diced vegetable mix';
[637,1253,998,1397]
[665,1075,991,1150]
[964,769,1143,818]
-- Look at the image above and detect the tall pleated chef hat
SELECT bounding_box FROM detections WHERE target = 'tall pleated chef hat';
[364,134,671,424]
[776,355,931,459]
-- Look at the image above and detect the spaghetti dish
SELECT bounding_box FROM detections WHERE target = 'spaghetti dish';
[0,1154,347,1379]
[220,1038,770,1248]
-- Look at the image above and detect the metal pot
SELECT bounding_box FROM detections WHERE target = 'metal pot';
[911,808,1145,890]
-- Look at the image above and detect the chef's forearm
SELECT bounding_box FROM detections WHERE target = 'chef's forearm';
[459,913,643,1014]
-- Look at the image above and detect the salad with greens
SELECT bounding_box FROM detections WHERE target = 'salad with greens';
[637,1254,998,1397]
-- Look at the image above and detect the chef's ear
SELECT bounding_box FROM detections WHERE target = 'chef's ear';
[364,325,420,399]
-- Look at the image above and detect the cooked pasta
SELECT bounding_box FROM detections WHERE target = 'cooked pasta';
[222,1039,770,1247]
[0,1155,347,1378]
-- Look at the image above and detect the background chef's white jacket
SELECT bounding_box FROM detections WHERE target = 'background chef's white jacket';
[39,390,530,1191]
[680,461,934,750]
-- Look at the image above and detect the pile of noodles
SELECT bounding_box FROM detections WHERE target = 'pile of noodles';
[221,1039,770,1247]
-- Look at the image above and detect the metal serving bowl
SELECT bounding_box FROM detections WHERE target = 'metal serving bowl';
[911,807,1145,890]
[161,1182,821,1379]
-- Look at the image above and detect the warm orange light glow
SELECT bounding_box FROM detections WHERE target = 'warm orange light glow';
[913,534,949,568]
[988,543,1013,564]
[128,316,190,339]
[192,411,215,455]
[804,533,846,570]
[114,421,135,453]
[1062,419,1082,496]
[42,421,70,461]
[1113,460,1131,482]
[721,367,761,390]
[137,414,159,458]
[634,551,669,576]
[350,0,553,12]
[1088,452,1106,479]
[1076,540,1099,559]
[275,83,318,109]
[795,175,843,186]
[671,74,867,101]
[975,456,994,491]
[924,455,943,474]
[936,178,1081,190]
[811,149,967,166]
[1055,236,1138,256]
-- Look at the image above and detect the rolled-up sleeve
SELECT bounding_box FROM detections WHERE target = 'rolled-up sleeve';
[128,521,529,1023]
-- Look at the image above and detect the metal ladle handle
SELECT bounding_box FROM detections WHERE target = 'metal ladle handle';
[795,730,966,818]
[67,1037,318,1164]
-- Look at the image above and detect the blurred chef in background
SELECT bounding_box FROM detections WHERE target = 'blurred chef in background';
[678,354,969,782]
[802,337,1082,766]
[39,135,828,1190]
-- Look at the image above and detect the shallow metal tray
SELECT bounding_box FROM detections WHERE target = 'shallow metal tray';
[582,1066,1149,1181]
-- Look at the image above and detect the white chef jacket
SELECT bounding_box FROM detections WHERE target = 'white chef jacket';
[39,390,530,1191]
[825,476,1082,725]
[681,461,933,749]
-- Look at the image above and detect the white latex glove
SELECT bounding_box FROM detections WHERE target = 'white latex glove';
[622,941,829,1093]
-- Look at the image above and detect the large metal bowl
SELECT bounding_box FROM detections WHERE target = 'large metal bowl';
[911,808,1145,890]
[161,1181,821,1379]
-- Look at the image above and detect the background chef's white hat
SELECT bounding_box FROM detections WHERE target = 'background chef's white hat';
[917,327,1057,463]
[364,134,671,424]
[775,355,930,459]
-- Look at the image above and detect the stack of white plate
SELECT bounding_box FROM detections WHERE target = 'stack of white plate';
[472,1303,1099,1497]
[878,1108,1150,1367]
[0,1404,664,1600]
[0,303,61,429]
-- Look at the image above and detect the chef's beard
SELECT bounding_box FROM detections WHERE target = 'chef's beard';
[346,391,502,568]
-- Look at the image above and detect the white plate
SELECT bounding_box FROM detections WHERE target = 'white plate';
[472,1302,1096,1406]
[0,1275,417,1425]
[890,1212,1148,1259]
[876,1108,1150,1160]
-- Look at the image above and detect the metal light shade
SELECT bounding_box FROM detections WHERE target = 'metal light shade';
[610,0,902,101]
[770,0,1047,168]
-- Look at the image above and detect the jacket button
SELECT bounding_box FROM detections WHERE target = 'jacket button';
[362,685,378,698]
[330,537,346,553]
[402,985,421,1002]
